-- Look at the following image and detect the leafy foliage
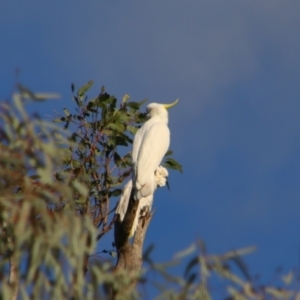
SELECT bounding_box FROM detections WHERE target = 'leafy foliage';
[0,82,182,299]
[0,82,298,300]
[143,242,300,300]
[0,91,97,299]
[54,81,149,232]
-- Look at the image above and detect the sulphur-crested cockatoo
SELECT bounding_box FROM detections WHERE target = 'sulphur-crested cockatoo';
[115,166,168,237]
[132,99,178,200]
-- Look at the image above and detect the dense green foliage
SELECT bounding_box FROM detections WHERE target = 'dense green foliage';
[0,82,298,299]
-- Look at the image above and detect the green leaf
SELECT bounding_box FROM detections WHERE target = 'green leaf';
[17,83,36,99]
[87,101,97,112]
[113,152,122,166]
[37,168,53,184]
[119,153,132,168]
[109,251,117,257]
[30,93,61,101]
[127,125,138,135]
[73,180,88,197]
[97,92,110,104]
[126,101,140,110]
[73,96,82,106]
[75,197,87,204]
[101,104,108,119]
[17,84,60,101]
[122,94,130,103]
[174,243,196,259]
[115,135,132,146]
[100,96,116,105]
[53,117,65,123]
[109,189,122,197]
[77,80,94,98]
[184,257,199,278]
[117,112,132,123]
[63,107,70,116]
[109,97,117,110]
[107,123,125,132]
[164,150,173,157]
[265,287,291,298]
[223,246,256,259]
[162,157,183,173]
[138,98,148,105]
[282,271,294,285]
[135,112,148,123]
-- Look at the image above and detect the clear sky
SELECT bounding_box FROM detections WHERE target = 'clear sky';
[1,0,300,291]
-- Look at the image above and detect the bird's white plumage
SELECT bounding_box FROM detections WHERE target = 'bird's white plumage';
[132,100,178,200]
[115,166,168,237]
[115,180,133,220]
[154,165,169,186]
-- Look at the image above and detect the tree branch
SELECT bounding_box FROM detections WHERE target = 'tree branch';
[112,191,153,299]
[9,251,19,300]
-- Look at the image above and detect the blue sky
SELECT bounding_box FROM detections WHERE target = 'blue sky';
[1,0,300,290]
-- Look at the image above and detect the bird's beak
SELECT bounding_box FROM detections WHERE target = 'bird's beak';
[163,99,179,109]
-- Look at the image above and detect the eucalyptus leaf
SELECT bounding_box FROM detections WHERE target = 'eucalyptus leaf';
[77,80,94,98]
[63,107,70,116]
[162,157,183,173]
[126,101,140,110]
[109,189,122,197]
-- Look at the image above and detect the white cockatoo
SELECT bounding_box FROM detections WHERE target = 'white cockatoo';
[115,166,168,237]
[131,100,178,200]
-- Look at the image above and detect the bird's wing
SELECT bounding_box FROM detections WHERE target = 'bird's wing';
[115,180,133,221]
[132,118,160,166]
[136,122,170,188]
[131,125,145,165]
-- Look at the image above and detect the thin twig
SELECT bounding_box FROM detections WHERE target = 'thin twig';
[9,251,19,300]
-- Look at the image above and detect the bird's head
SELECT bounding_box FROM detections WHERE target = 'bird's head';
[146,99,179,121]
